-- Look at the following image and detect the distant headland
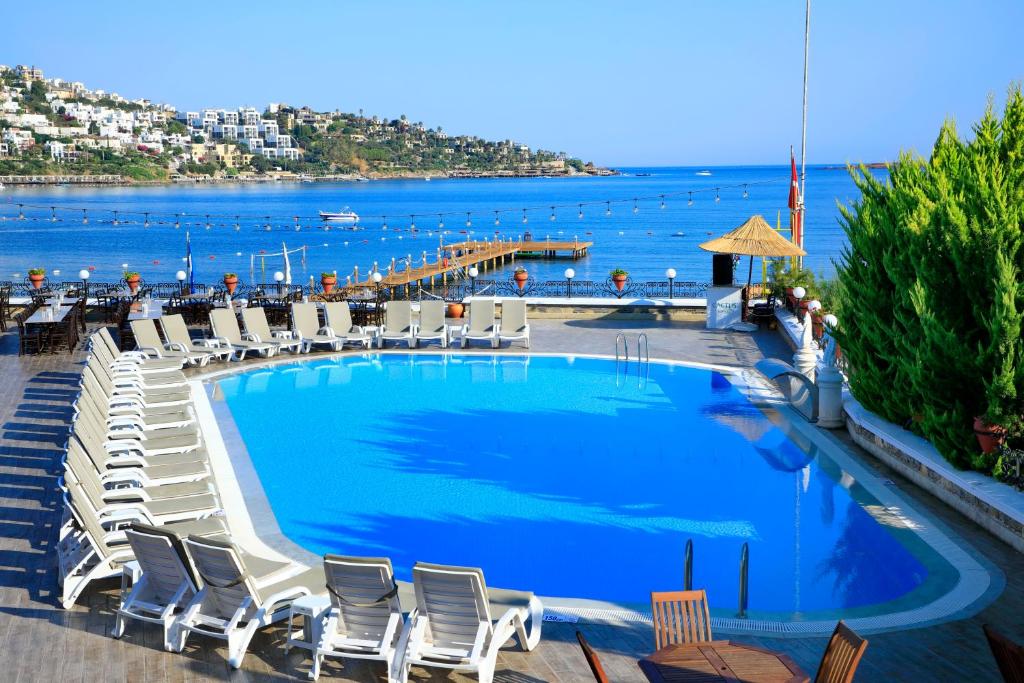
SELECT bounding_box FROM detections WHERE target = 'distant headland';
[0,63,615,184]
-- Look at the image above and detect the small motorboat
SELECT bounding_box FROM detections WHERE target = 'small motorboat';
[319,209,360,223]
[671,231,686,237]
[696,170,712,176]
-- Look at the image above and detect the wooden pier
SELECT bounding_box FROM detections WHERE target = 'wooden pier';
[342,237,593,291]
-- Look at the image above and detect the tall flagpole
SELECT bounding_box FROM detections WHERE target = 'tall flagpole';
[799,0,811,266]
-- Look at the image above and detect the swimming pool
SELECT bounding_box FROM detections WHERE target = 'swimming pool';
[210,353,984,626]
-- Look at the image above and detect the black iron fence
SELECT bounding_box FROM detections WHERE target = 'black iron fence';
[3,277,769,302]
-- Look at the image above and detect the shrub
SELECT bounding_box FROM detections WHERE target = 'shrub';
[835,85,1024,474]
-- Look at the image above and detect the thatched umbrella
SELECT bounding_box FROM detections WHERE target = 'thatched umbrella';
[699,214,807,290]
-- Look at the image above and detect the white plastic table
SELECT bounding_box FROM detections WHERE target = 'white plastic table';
[285,593,331,653]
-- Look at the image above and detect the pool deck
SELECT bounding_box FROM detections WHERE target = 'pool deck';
[1,317,1021,681]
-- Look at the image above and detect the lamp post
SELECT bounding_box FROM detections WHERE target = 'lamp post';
[79,269,90,301]
[273,271,285,297]
[468,266,478,296]
[372,271,384,326]
[564,267,575,298]
[665,268,677,299]
[175,270,186,296]
[793,286,806,322]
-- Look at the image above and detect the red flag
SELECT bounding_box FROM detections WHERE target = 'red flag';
[788,150,799,210]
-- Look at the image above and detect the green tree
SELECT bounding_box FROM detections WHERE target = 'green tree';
[836,85,1024,474]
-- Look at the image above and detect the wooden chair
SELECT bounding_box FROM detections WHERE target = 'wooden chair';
[984,624,1024,683]
[815,620,868,683]
[650,589,712,650]
[576,631,609,683]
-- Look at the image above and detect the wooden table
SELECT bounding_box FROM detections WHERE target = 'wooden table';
[639,641,809,683]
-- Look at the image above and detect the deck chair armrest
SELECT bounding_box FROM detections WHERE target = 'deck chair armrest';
[468,619,490,665]
[107,415,145,431]
[392,611,425,674]
[271,330,297,340]
[116,351,149,362]
[242,332,262,343]
[488,607,521,657]
[208,335,232,348]
[135,345,163,358]
[257,586,311,621]
[350,325,366,335]
[318,325,336,337]
[165,341,189,353]
[194,338,225,349]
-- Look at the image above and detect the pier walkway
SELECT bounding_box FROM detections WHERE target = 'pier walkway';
[343,237,593,290]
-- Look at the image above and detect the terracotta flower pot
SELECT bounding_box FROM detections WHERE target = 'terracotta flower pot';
[321,276,336,294]
[223,276,238,295]
[974,416,1007,455]
[126,276,140,294]
[612,274,627,292]
[447,302,465,319]
[28,274,45,289]
[514,271,528,290]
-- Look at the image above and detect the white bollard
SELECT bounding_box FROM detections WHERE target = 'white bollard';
[816,364,845,428]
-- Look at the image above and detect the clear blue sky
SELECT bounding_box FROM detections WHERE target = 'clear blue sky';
[4,1,1023,166]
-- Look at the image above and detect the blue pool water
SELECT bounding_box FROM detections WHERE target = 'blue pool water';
[216,354,953,619]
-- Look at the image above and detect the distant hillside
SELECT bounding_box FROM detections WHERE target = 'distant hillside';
[0,63,613,182]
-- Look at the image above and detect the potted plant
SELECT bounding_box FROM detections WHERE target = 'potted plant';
[123,271,141,294]
[513,266,529,290]
[27,268,46,289]
[320,272,337,294]
[447,300,465,318]
[610,268,628,292]
[223,272,238,295]
[974,417,1007,455]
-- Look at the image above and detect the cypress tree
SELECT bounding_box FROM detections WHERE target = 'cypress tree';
[835,85,1024,475]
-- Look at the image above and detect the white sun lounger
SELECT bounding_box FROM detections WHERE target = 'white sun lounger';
[172,535,326,668]
[114,524,202,650]
[240,307,303,355]
[311,554,404,680]
[414,300,450,348]
[58,495,135,609]
[497,299,530,349]
[161,314,232,362]
[460,299,499,348]
[392,562,543,683]
[210,308,275,361]
[292,303,342,352]
[378,300,416,349]
[323,302,373,348]
[93,327,187,372]
[131,318,212,367]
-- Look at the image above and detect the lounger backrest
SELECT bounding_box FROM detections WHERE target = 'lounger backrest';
[240,307,273,341]
[96,327,120,357]
[501,299,527,334]
[385,301,412,333]
[183,535,261,616]
[126,525,199,600]
[291,303,320,337]
[412,562,492,649]
[468,300,495,334]
[130,319,164,351]
[64,459,114,515]
[418,300,445,334]
[324,302,353,333]
[160,314,191,346]
[324,554,401,639]
[65,493,118,559]
[210,309,243,344]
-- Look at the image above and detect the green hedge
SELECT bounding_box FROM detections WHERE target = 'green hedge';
[835,85,1024,475]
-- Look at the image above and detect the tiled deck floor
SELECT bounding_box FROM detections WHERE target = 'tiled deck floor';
[0,318,1020,681]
